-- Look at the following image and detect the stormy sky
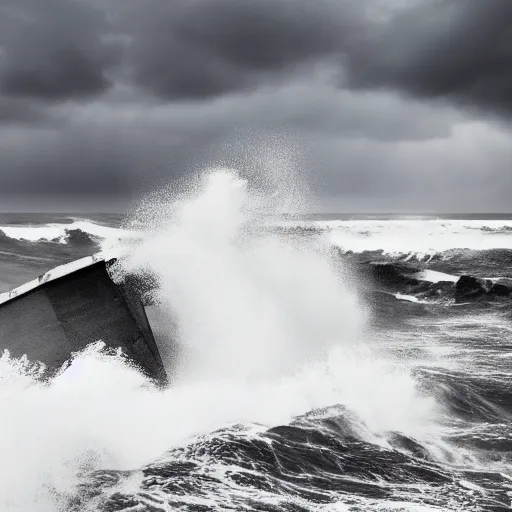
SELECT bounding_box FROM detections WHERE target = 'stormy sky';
[0,0,511,212]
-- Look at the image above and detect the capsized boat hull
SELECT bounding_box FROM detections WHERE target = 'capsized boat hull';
[0,256,167,383]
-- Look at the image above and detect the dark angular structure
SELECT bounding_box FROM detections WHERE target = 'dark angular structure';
[0,256,167,383]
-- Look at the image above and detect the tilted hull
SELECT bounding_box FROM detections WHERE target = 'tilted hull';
[0,256,167,383]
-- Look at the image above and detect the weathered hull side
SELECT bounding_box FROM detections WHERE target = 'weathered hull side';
[0,260,167,383]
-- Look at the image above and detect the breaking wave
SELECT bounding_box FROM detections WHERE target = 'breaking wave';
[0,221,132,248]
[0,169,445,511]
[4,216,512,262]
[275,219,512,259]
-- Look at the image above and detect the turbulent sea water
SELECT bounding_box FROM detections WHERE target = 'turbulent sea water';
[1,172,512,511]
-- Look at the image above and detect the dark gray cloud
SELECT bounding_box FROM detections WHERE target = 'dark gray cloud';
[125,0,512,116]
[0,98,50,124]
[1,0,511,113]
[128,0,362,99]
[0,121,134,196]
[0,0,510,212]
[0,86,492,211]
[0,0,114,100]
[345,0,512,115]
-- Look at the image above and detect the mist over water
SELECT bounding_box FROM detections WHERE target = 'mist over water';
[122,169,366,381]
[0,169,439,511]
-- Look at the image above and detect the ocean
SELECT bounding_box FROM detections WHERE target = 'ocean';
[1,171,512,511]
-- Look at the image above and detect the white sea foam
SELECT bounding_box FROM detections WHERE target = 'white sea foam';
[0,220,133,247]
[394,293,427,303]
[0,343,436,511]
[0,344,335,511]
[277,219,512,258]
[415,270,459,283]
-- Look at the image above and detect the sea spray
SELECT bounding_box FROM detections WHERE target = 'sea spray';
[120,169,366,383]
[0,169,438,511]
[118,168,436,437]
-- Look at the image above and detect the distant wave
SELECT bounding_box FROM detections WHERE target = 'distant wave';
[0,221,134,247]
[273,219,512,258]
[6,218,512,256]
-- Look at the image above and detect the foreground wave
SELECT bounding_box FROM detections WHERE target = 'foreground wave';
[2,340,511,512]
[2,342,511,512]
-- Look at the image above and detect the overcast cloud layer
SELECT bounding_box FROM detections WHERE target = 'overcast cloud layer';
[0,0,510,212]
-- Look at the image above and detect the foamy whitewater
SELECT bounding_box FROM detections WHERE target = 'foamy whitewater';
[0,171,511,511]
[277,218,512,260]
[0,220,132,245]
